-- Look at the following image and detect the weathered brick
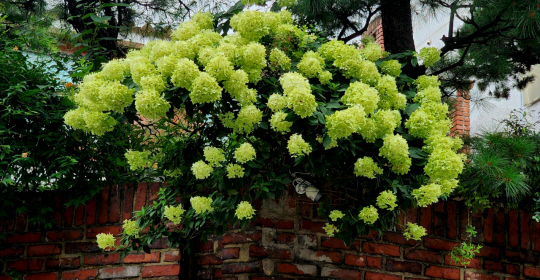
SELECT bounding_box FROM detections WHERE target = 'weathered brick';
[197,254,223,265]
[509,209,519,247]
[62,268,98,280]
[425,266,460,280]
[386,260,422,274]
[45,257,80,269]
[298,249,341,263]
[495,208,505,246]
[433,202,446,236]
[251,217,273,228]
[424,237,459,251]
[275,263,316,276]
[405,248,442,263]
[505,250,538,264]
[109,185,122,223]
[367,257,383,268]
[364,272,402,280]
[8,259,43,271]
[0,247,24,258]
[321,238,350,249]
[24,272,57,280]
[141,264,181,277]
[300,220,325,233]
[46,230,83,241]
[222,261,262,274]
[321,267,361,280]
[197,240,214,252]
[98,185,109,224]
[249,245,291,260]
[74,205,85,226]
[276,233,296,245]
[344,254,365,267]
[124,252,161,263]
[27,245,61,256]
[85,198,97,226]
[7,233,41,243]
[521,210,531,250]
[222,247,240,259]
[506,263,520,275]
[420,205,432,234]
[484,260,503,272]
[86,226,122,238]
[274,219,294,229]
[64,205,74,227]
[134,182,148,211]
[447,201,458,239]
[222,232,262,245]
[65,242,100,254]
[101,266,140,279]
[476,246,501,258]
[83,253,120,265]
[363,242,400,257]
[525,267,540,278]
[464,271,500,280]
[164,251,181,262]
[123,184,135,220]
[383,232,417,246]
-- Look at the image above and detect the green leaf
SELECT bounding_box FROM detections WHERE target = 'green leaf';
[405,103,419,116]
[259,122,268,129]
[322,135,332,148]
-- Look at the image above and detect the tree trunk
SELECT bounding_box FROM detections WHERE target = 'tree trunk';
[380,0,415,54]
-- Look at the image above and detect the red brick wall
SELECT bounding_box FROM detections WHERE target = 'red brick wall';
[2,182,540,280]
[0,183,181,280]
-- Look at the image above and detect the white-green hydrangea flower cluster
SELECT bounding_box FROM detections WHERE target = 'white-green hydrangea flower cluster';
[416,47,441,67]
[123,219,140,238]
[329,210,344,222]
[412,183,443,207]
[226,164,245,178]
[287,134,312,157]
[354,157,383,179]
[191,160,213,180]
[164,205,186,225]
[403,222,427,241]
[235,201,256,220]
[125,150,152,170]
[358,205,379,225]
[380,60,402,77]
[379,134,412,175]
[376,190,398,210]
[279,72,318,118]
[234,143,256,163]
[190,196,214,214]
[96,233,115,251]
[204,146,226,167]
[323,223,339,237]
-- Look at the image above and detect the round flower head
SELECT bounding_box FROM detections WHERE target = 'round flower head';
[360,40,385,61]
[226,164,245,178]
[150,40,174,62]
[373,110,401,138]
[379,134,412,175]
[354,157,383,179]
[416,47,441,67]
[230,10,269,42]
[323,223,339,237]
[123,219,140,238]
[203,146,226,167]
[223,70,249,97]
[140,75,166,92]
[329,210,344,222]
[380,60,402,77]
[96,233,116,251]
[269,48,291,71]
[190,196,214,214]
[412,183,442,207]
[424,148,464,181]
[82,111,117,136]
[135,89,171,120]
[64,108,87,131]
[423,134,463,154]
[285,87,317,119]
[234,143,256,163]
[174,41,197,60]
[270,111,292,133]
[191,12,214,30]
[376,75,406,110]
[191,160,213,180]
[287,134,312,157]
[341,82,379,115]
[239,43,267,70]
[234,104,263,134]
[219,112,236,129]
[440,179,459,195]
[171,21,200,41]
[319,70,332,85]
[101,59,129,81]
[205,54,234,81]
[235,201,256,220]
[415,75,440,90]
[403,222,427,241]
[376,190,398,210]
[130,60,158,86]
[267,94,287,112]
[171,58,200,90]
[298,51,324,78]
[164,205,186,225]
[190,73,222,104]
[216,43,239,64]
[414,86,442,104]
[326,105,366,140]
[358,205,379,225]
[156,55,179,77]
[125,150,152,170]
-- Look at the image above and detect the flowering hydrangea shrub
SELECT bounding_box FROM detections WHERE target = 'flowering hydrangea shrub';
[64,8,464,251]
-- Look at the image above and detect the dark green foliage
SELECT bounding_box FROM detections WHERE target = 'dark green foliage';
[0,22,137,226]
[458,110,540,211]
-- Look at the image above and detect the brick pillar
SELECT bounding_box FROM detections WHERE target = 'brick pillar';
[451,90,471,136]
[363,16,384,50]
